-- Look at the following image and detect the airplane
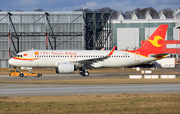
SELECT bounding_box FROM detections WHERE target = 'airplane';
[8,25,169,76]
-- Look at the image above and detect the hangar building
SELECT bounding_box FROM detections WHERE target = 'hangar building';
[112,9,180,50]
[111,8,180,66]
[0,11,112,68]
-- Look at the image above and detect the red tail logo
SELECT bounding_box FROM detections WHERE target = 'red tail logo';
[148,36,164,47]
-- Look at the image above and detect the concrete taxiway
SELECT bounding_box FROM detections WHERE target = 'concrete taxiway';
[0,73,128,81]
[0,83,180,97]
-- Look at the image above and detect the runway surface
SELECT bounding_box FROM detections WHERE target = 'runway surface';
[1,73,180,97]
[0,83,180,97]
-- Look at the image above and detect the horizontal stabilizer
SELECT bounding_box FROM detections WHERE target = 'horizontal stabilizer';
[148,53,170,58]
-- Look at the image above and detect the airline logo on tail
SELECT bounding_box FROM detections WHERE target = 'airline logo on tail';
[148,36,164,47]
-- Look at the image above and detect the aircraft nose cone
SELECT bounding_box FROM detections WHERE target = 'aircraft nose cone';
[8,59,13,65]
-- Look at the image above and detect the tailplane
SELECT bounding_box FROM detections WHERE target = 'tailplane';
[136,25,168,53]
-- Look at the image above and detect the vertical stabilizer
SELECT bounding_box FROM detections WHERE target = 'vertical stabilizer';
[136,25,168,53]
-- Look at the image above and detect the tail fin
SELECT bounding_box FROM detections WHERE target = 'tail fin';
[136,25,168,53]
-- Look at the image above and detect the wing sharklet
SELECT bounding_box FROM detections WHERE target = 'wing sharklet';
[108,46,116,56]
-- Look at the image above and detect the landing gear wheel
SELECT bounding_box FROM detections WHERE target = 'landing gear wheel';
[84,71,89,76]
[80,71,89,76]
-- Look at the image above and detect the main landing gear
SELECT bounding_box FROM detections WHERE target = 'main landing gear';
[79,69,89,76]
[79,66,89,76]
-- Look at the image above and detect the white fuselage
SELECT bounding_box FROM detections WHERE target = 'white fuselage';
[9,50,154,68]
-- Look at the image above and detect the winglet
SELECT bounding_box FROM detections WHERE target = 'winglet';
[108,46,116,56]
[101,47,104,50]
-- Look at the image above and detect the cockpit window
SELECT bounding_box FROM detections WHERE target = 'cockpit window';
[15,55,23,57]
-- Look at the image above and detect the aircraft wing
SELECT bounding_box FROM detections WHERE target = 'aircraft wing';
[148,53,170,59]
[74,46,116,65]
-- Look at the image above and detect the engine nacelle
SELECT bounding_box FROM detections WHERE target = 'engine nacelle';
[56,62,76,74]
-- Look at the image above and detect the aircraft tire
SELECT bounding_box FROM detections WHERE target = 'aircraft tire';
[80,71,89,76]
[84,71,89,76]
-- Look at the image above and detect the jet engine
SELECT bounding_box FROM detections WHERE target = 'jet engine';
[56,62,76,73]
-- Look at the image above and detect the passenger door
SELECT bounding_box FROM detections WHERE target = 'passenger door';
[28,52,33,61]
[135,52,140,62]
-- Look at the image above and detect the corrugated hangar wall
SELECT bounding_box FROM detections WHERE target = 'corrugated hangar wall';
[0,11,84,68]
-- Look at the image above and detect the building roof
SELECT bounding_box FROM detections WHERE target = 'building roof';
[117,10,174,20]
